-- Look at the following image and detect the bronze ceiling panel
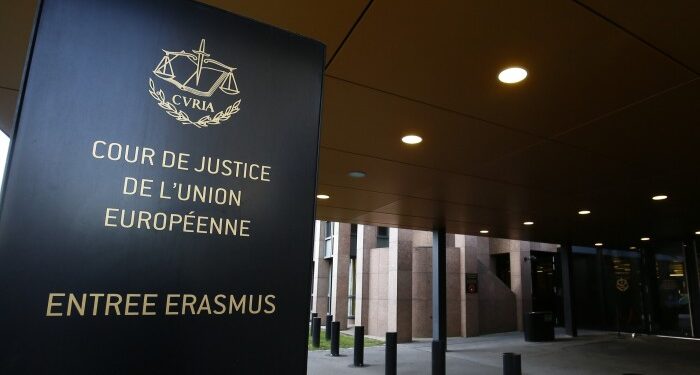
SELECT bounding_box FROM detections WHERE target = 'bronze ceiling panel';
[0,1,698,247]
[579,0,700,72]
[555,79,700,175]
[0,89,17,135]
[0,0,36,90]
[473,141,636,194]
[326,0,695,137]
[316,183,400,214]
[200,0,369,63]
[321,76,542,174]
[318,147,441,197]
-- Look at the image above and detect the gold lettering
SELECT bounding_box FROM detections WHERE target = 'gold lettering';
[196,295,212,315]
[67,293,86,316]
[143,294,157,316]
[213,294,227,314]
[46,293,65,317]
[90,293,104,316]
[264,295,276,314]
[229,295,246,314]
[124,294,140,316]
[105,294,122,316]
[182,294,197,315]
[165,294,180,315]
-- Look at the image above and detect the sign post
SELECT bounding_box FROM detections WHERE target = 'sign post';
[0,0,324,373]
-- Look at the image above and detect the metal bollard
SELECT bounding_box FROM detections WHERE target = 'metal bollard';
[311,317,321,348]
[325,314,333,340]
[386,332,397,375]
[353,326,365,367]
[311,312,317,321]
[432,340,446,375]
[512,353,522,375]
[330,321,341,356]
[503,352,514,375]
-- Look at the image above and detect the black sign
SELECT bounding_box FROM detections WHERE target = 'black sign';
[466,273,478,294]
[0,0,323,373]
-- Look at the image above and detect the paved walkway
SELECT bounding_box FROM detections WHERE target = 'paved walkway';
[307,330,700,374]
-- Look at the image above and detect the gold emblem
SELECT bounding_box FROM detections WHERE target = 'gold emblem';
[616,278,629,292]
[148,39,241,128]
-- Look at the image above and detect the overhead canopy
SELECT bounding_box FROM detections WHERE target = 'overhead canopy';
[2,0,699,247]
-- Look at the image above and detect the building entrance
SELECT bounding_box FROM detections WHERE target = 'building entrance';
[571,241,698,338]
[530,251,564,327]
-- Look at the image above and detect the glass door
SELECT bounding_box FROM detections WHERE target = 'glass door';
[648,242,691,336]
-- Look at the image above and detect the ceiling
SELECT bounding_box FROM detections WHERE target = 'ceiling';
[2,0,700,248]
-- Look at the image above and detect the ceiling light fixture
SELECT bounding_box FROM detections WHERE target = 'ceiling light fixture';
[523,221,534,226]
[348,171,367,178]
[316,194,330,200]
[480,230,489,234]
[578,210,591,215]
[696,231,700,235]
[652,195,668,201]
[401,135,422,145]
[595,243,603,247]
[498,67,527,84]
[641,237,650,241]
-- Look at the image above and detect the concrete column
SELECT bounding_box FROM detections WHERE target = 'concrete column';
[311,221,330,316]
[330,222,351,329]
[388,228,412,343]
[355,225,376,328]
[509,241,532,331]
[456,234,479,337]
[411,241,461,338]
[560,245,578,337]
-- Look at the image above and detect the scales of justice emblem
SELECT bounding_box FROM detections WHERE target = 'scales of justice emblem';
[148,38,241,128]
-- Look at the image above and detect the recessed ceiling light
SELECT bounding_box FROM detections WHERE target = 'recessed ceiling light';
[498,67,527,84]
[578,210,591,215]
[316,194,330,200]
[348,171,366,178]
[523,221,534,226]
[401,135,422,145]
[595,242,603,247]
[629,246,637,250]
[696,231,700,235]
[480,230,489,234]
[652,195,668,201]
[641,237,650,241]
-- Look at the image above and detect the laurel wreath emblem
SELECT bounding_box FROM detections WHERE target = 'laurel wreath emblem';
[148,78,240,128]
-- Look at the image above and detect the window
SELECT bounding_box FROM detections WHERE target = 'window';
[491,253,511,288]
[350,224,358,257]
[324,221,334,258]
[377,226,389,248]
[348,258,356,319]
[327,264,333,314]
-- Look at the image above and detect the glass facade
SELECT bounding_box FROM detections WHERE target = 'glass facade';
[571,241,698,337]
[324,221,333,258]
[377,226,389,248]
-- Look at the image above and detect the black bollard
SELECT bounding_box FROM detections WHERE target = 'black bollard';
[353,326,365,367]
[432,340,445,375]
[330,321,341,356]
[311,312,317,322]
[503,352,514,375]
[311,317,321,348]
[386,332,397,375]
[325,314,333,340]
[512,353,522,375]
